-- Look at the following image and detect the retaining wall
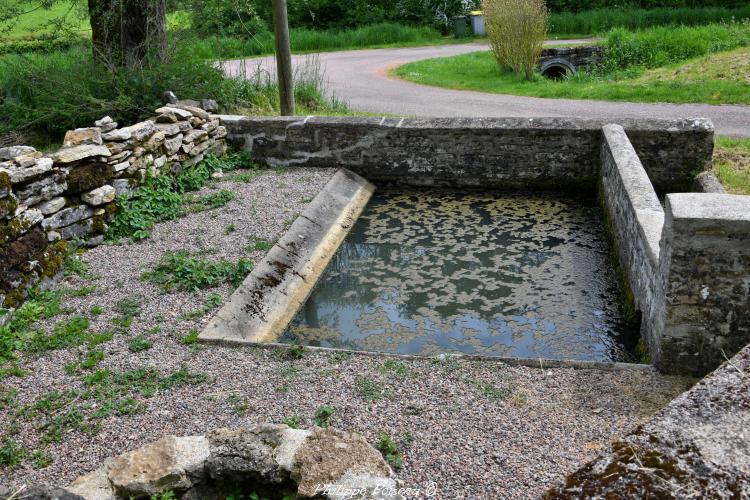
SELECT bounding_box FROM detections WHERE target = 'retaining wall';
[219,116,713,193]
[0,102,227,310]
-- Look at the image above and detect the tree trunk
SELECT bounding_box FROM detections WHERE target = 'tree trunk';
[88,0,167,66]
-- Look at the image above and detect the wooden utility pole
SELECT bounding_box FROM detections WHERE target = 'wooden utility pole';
[272,0,295,116]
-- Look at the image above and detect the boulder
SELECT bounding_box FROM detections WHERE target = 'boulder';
[292,428,395,498]
[107,436,210,498]
[67,458,117,500]
[63,128,103,148]
[206,425,287,483]
[52,144,111,164]
[81,185,116,206]
[162,90,178,105]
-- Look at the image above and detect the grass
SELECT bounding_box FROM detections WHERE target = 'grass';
[714,136,750,195]
[393,32,750,105]
[549,6,750,35]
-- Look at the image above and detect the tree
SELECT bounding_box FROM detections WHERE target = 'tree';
[87,0,167,66]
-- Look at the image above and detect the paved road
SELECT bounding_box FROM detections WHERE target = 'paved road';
[224,42,750,137]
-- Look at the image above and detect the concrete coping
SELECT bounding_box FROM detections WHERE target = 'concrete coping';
[199,168,375,345]
[602,123,664,263]
[666,193,750,223]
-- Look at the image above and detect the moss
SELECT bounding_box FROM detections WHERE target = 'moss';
[2,287,25,309]
[0,217,32,245]
[91,214,106,234]
[635,339,652,364]
[0,171,10,192]
[65,163,112,195]
[40,240,68,279]
[0,195,18,219]
[103,201,118,221]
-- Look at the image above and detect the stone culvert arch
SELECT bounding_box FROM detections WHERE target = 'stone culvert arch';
[540,58,576,79]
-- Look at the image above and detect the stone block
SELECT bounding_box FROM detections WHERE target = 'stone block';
[37,196,66,215]
[14,172,66,206]
[0,145,35,161]
[1,157,53,184]
[81,185,116,206]
[155,106,192,120]
[42,205,95,230]
[63,127,103,148]
[52,144,111,163]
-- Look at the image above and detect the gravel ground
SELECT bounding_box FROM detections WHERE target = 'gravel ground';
[1,167,694,498]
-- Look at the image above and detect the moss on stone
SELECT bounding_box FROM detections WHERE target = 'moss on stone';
[91,214,106,234]
[0,195,18,219]
[0,217,32,244]
[65,163,112,195]
[40,240,68,279]
[0,171,10,191]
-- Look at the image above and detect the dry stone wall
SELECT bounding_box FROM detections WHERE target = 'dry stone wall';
[0,101,227,311]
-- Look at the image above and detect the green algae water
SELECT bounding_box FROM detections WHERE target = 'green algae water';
[284,191,637,362]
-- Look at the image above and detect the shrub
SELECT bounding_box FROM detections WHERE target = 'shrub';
[483,0,548,80]
[545,0,747,13]
[187,0,269,38]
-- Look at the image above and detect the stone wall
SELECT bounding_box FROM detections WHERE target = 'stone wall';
[0,101,227,311]
[658,193,750,375]
[538,45,604,78]
[219,116,713,193]
[599,127,750,375]
[599,124,665,361]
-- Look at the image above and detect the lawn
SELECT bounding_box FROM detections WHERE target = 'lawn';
[714,137,750,195]
[392,45,750,105]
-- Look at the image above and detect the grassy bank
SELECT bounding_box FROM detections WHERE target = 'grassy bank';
[392,23,750,105]
[550,6,750,35]
[714,137,750,195]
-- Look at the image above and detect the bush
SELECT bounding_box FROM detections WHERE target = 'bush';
[602,20,750,71]
[550,6,750,35]
[484,0,548,80]
[545,0,747,14]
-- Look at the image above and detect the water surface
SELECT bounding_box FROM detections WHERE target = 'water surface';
[284,191,636,361]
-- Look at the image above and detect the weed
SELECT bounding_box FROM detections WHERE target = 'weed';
[246,236,273,253]
[355,376,384,402]
[330,351,353,362]
[115,296,143,319]
[68,285,96,297]
[143,251,253,292]
[277,365,300,378]
[184,189,236,213]
[88,331,113,346]
[283,213,300,229]
[180,329,199,345]
[472,379,513,402]
[80,350,105,370]
[63,246,89,278]
[287,343,305,359]
[0,386,17,410]
[150,491,176,500]
[224,223,236,234]
[128,335,153,353]
[0,437,26,467]
[375,432,403,471]
[90,305,103,316]
[380,359,411,379]
[313,405,334,428]
[282,415,300,429]
[226,394,250,416]
[31,449,53,469]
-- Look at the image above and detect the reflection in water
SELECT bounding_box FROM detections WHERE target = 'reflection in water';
[284,191,637,362]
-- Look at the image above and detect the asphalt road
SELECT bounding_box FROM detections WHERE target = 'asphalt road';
[224,42,750,138]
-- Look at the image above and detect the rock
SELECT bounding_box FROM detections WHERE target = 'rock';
[107,150,131,163]
[276,428,312,472]
[102,121,156,142]
[328,471,404,500]
[201,99,219,112]
[63,127,103,148]
[42,205,95,230]
[190,140,212,157]
[18,208,43,228]
[1,157,53,184]
[108,435,209,498]
[292,428,394,498]
[37,196,66,215]
[210,171,224,180]
[143,131,166,151]
[14,172,66,206]
[182,153,204,168]
[59,218,94,240]
[162,90,178,105]
[67,459,117,500]
[95,116,118,133]
[201,119,219,133]
[164,134,183,155]
[0,227,47,273]
[0,145,35,161]
[154,155,167,170]
[184,129,208,144]
[112,160,130,174]
[181,142,193,154]
[81,185,116,206]
[52,144,111,164]
[156,112,179,124]
[0,485,84,500]
[47,230,61,242]
[155,106,192,120]
[206,425,287,483]
[0,193,17,219]
[154,123,182,136]
[112,179,137,198]
[178,105,209,121]
[208,141,228,157]
[189,117,206,128]
[212,126,228,139]
[15,151,43,168]
[86,235,104,247]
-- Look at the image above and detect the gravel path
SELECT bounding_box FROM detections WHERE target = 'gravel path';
[223,42,750,138]
[1,167,693,498]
